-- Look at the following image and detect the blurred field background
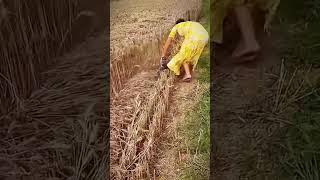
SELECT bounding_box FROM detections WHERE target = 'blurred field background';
[0,0,108,179]
[272,0,320,178]
[211,0,320,179]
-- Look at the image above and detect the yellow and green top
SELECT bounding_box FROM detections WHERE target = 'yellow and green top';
[169,21,209,42]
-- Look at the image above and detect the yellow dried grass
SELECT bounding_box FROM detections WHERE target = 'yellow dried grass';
[111,70,175,180]
[110,38,162,97]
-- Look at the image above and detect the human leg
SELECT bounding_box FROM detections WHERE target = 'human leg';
[182,63,192,81]
[231,5,261,60]
[167,50,186,76]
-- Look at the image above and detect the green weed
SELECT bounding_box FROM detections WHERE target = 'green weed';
[178,89,210,180]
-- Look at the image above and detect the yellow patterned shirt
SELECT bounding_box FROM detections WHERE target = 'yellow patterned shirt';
[168,21,209,43]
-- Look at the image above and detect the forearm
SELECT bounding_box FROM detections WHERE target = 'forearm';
[161,37,172,57]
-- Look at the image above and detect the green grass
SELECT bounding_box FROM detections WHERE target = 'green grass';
[197,49,210,83]
[177,0,210,179]
[178,89,210,180]
[177,52,210,180]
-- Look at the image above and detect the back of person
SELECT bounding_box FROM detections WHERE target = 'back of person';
[162,19,209,79]
[174,21,209,42]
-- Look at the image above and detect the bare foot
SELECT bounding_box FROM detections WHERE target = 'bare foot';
[232,38,261,60]
[182,74,192,82]
[232,5,261,60]
[232,52,258,64]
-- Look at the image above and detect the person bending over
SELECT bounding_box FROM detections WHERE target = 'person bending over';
[161,19,209,82]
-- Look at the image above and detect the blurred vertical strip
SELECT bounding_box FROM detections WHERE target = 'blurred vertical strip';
[0,0,107,114]
[0,0,77,113]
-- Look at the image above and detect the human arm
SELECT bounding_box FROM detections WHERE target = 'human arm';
[161,25,178,59]
[263,0,280,34]
[161,37,173,58]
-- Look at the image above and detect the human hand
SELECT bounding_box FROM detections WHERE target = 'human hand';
[160,57,169,68]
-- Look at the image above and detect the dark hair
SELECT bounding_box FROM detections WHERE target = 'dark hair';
[175,18,185,24]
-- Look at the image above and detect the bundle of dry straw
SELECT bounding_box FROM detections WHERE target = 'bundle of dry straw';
[110,37,162,97]
[111,70,175,179]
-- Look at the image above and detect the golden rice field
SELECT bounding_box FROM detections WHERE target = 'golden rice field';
[110,0,203,179]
